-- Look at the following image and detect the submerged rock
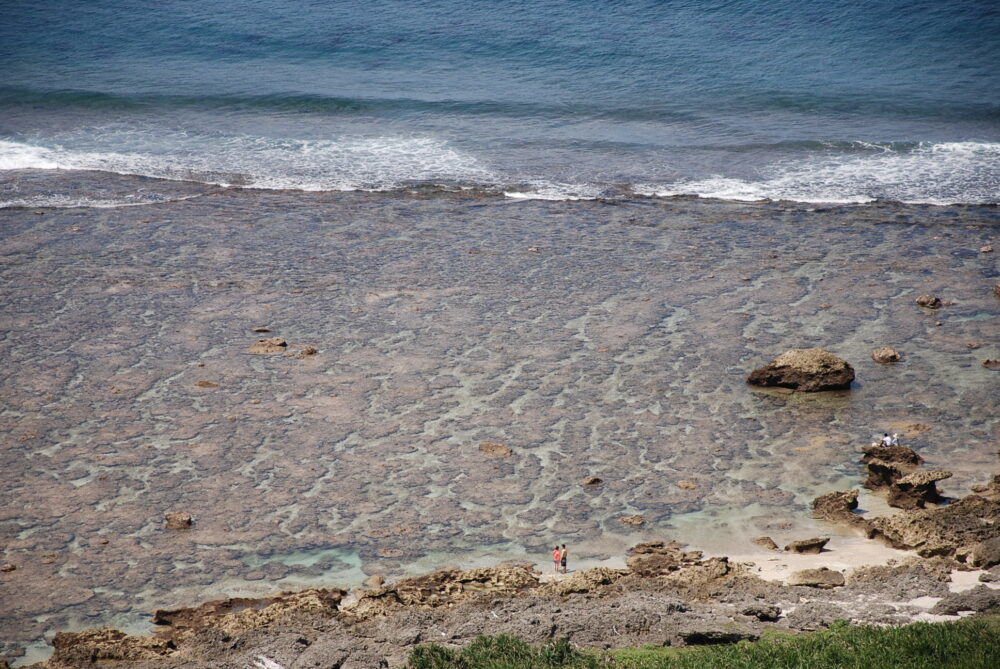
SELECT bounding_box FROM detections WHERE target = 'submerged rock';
[747,348,854,392]
[871,346,902,363]
[983,359,1000,370]
[619,514,645,526]
[164,512,193,530]
[915,295,942,308]
[478,442,513,457]
[246,337,288,354]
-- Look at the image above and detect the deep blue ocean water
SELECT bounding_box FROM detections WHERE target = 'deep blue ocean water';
[2,0,999,205]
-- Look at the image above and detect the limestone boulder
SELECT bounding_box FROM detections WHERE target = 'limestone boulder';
[916,295,942,308]
[784,537,829,554]
[811,490,861,525]
[967,537,1000,569]
[887,470,952,510]
[752,536,779,551]
[871,346,902,363]
[164,512,193,530]
[747,348,854,392]
[861,445,923,490]
[865,495,1000,560]
[787,567,845,589]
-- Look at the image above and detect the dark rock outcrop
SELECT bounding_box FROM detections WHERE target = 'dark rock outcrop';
[747,348,854,392]
[861,445,923,490]
[887,470,952,510]
[679,628,759,645]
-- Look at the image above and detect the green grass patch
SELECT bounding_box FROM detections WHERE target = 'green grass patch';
[408,616,1000,668]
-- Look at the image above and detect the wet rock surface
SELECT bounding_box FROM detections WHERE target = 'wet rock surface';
[915,295,943,309]
[747,348,855,391]
[871,346,902,363]
[2,184,999,661]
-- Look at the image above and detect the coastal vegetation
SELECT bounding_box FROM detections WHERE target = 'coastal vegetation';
[407,616,1000,668]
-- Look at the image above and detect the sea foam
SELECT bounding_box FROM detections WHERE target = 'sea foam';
[637,142,1000,205]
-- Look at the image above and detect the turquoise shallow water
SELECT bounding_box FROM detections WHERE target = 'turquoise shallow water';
[1,1,999,204]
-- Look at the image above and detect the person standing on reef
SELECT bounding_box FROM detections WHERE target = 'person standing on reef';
[881,433,893,446]
[560,544,568,573]
[552,546,561,574]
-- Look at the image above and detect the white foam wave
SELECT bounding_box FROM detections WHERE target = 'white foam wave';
[502,180,609,201]
[0,193,198,209]
[637,142,1000,205]
[0,135,496,192]
[0,140,66,170]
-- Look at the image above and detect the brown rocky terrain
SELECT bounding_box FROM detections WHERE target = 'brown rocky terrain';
[28,473,1000,669]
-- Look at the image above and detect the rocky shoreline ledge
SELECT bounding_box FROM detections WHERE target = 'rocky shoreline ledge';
[29,457,1000,669]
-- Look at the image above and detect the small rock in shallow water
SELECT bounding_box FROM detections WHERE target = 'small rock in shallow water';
[247,337,287,354]
[581,476,603,486]
[478,442,512,457]
[871,346,902,363]
[677,479,698,490]
[0,563,16,572]
[297,345,318,358]
[619,515,645,526]
[982,359,1000,370]
[747,348,854,392]
[981,245,993,253]
[194,380,219,388]
[915,295,942,308]
[165,512,193,530]
[251,326,271,333]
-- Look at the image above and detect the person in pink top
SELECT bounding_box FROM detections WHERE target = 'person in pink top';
[552,546,561,574]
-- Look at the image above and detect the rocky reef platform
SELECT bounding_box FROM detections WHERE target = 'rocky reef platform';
[0,176,998,664]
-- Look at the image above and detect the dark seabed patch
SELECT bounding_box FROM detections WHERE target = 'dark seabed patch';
[0,172,998,661]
